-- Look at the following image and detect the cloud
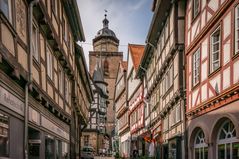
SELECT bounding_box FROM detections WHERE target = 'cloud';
[77,0,153,69]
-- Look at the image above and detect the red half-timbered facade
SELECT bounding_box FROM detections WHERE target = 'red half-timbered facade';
[186,0,239,158]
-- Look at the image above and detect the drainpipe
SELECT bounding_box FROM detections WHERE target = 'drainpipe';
[24,0,39,159]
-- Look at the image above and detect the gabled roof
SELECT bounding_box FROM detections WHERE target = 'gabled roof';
[128,44,145,71]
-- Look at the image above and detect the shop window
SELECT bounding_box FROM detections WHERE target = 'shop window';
[194,130,208,159]
[45,135,55,159]
[62,142,69,159]
[210,27,221,73]
[193,49,200,86]
[0,113,9,157]
[217,120,239,159]
[0,0,12,23]
[235,5,239,54]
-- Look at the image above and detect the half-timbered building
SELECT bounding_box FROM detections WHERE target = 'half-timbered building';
[137,0,186,158]
[0,0,93,158]
[81,63,109,154]
[127,44,145,156]
[114,61,130,158]
[185,0,239,158]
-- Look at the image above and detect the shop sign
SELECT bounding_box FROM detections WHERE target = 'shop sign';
[41,116,69,141]
[29,107,40,125]
[0,86,24,115]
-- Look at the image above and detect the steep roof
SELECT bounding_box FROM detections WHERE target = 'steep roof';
[128,44,145,71]
[92,62,104,82]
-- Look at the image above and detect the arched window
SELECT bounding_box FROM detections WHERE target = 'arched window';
[194,130,208,159]
[217,120,239,159]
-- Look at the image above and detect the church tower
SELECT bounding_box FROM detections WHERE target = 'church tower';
[89,14,123,145]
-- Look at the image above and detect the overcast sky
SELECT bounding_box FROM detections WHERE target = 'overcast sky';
[77,0,153,68]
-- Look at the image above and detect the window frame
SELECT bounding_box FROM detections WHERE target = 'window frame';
[235,4,239,55]
[46,46,53,80]
[194,130,208,159]
[192,0,200,20]
[192,48,200,86]
[0,0,12,23]
[0,113,9,157]
[32,21,39,62]
[210,27,221,73]
[58,66,64,95]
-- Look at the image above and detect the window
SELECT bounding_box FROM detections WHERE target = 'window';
[59,67,64,94]
[194,130,208,159]
[65,77,69,102]
[175,105,181,123]
[63,16,68,43]
[163,116,169,132]
[193,0,200,19]
[164,65,173,93]
[193,49,200,86]
[235,5,239,54]
[62,142,69,159]
[84,135,89,146]
[32,23,39,61]
[0,0,12,23]
[45,135,54,159]
[210,28,221,73]
[0,113,9,157]
[46,46,53,79]
[217,120,239,159]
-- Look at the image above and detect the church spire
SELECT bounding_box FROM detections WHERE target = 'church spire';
[103,10,109,28]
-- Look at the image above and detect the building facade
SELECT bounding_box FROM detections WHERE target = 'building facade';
[114,61,130,158]
[137,0,186,158]
[126,44,145,156]
[81,63,109,154]
[89,14,123,150]
[0,0,92,158]
[185,0,239,159]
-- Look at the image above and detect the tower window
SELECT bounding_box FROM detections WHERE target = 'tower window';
[104,59,109,76]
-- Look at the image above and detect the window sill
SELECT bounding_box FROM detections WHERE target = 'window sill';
[208,66,221,78]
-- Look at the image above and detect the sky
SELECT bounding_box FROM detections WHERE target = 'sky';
[77,0,153,68]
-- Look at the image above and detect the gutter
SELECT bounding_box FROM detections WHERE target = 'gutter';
[24,1,39,158]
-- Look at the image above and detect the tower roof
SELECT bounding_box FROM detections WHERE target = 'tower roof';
[92,61,104,82]
[93,14,119,43]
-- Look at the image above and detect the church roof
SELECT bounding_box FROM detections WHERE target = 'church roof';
[92,62,104,82]
[128,44,145,71]
[93,14,119,43]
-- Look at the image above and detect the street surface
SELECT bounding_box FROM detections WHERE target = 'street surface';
[94,156,114,159]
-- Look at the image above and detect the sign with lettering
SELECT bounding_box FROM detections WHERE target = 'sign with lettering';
[0,86,24,115]
[41,116,69,141]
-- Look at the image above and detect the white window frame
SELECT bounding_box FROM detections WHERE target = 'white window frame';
[46,46,53,80]
[193,49,200,86]
[32,22,39,62]
[210,27,221,73]
[194,130,208,159]
[0,0,12,23]
[217,120,239,159]
[235,5,239,54]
